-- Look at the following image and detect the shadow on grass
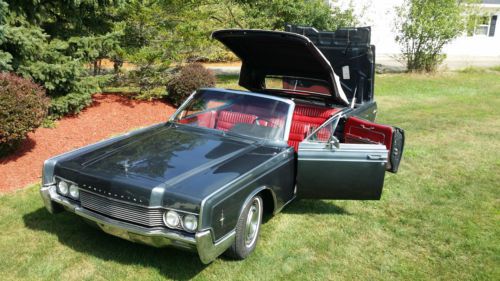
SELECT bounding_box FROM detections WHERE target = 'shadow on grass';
[282,199,350,215]
[23,208,207,280]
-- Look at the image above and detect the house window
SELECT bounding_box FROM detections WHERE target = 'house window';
[489,15,497,37]
[475,16,490,36]
[467,15,497,37]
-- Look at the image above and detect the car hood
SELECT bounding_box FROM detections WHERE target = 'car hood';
[54,124,280,212]
[212,29,349,105]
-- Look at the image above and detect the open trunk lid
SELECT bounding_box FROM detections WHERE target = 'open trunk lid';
[212,29,349,106]
[285,25,375,104]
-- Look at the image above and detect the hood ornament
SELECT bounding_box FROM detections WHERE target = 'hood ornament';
[118,160,131,175]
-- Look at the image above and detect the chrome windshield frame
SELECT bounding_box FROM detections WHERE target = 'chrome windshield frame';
[169,88,295,142]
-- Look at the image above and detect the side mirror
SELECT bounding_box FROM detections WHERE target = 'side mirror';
[327,136,340,149]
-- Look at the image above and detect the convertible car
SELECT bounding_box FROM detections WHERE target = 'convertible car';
[40,25,404,263]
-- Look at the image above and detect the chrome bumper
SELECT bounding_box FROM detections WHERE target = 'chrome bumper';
[40,185,234,264]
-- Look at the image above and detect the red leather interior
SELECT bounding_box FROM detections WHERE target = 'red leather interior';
[215,111,257,131]
[196,111,217,128]
[288,104,340,151]
[288,122,311,151]
[344,116,393,150]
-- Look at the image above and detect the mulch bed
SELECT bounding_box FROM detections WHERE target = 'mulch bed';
[0,94,176,193]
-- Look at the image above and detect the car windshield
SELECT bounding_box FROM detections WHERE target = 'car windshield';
[172,89,291,141]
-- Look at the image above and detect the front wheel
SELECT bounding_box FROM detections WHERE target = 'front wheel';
[226,195,263,260]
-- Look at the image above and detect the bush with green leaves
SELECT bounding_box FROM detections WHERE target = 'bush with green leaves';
[0,73,49,156]
[0,0,120,118]
[166,63,215,106]
[394,0,465,72]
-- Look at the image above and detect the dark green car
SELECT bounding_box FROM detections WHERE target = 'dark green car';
[40,26,404,264]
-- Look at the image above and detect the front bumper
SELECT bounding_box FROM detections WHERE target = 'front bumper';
[40,185,234,264]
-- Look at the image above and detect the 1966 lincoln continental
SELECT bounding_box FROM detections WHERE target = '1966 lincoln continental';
[40,25,404,263]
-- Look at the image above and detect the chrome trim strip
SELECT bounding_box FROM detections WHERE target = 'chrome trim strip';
[304,111,344,141]
[168,90,197,122]
[196,230,236,264]
[284,102,295,142]
[74,185,197,214]
[298,158,387,163]
[299,143,388,151]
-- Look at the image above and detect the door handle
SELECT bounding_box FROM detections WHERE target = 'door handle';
[360,124,375,130]
[367,154,383,160]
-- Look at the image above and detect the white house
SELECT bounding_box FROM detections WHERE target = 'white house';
[328,0,500,69]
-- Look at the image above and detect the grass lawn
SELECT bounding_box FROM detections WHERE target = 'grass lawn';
[1,71,499,280]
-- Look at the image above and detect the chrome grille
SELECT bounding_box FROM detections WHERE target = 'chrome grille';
[80,190,164,227]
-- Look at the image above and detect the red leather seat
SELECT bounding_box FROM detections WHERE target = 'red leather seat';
[288,122,311,151]
[216,111,257,131]
[292,104,339,127]
[196,111,217,129]
[288,104,340,150]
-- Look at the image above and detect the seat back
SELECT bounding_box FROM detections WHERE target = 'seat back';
[216,111,257,131]
[288,104,340,150]
[288,122,311,151]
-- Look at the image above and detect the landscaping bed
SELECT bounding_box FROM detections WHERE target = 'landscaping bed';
[0,94,175,192]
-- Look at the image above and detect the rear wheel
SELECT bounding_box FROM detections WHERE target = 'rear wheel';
[226,195,263,260]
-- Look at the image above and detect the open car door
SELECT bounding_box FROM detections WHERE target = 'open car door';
[297,115,404,200]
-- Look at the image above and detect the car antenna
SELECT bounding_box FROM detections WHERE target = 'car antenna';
[350,86,357,108]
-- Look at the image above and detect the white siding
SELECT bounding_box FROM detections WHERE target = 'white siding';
[328,0,500,64]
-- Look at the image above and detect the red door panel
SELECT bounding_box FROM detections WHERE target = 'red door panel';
[344,116,405,173]
[344,116,393,150]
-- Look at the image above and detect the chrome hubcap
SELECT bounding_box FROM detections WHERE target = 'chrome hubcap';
[244,198,261,247]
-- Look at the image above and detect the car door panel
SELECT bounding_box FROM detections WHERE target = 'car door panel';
[297,142,387,200]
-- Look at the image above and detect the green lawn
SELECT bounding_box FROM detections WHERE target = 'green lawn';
[1,71,499,280]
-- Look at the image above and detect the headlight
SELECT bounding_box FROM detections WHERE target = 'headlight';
[164,211,180,228]
[182,214,198,232]
[58,181,68,195]
[69,184,79,199]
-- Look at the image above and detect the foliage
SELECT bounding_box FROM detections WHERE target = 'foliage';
[68,32,123,75]
[166,63,215,106]
[0,0,121,118]
[48,75,112,117]
[394,0,465,72]
[117,0,357,63]
[129,64,170,100]
[0,22,107,116]
[0,73,48,156]
[5,0,122,39]
[237,0,357,31]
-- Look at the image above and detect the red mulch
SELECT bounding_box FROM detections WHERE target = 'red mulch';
[0,94,176,193]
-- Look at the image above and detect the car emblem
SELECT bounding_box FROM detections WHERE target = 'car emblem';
[119,160,130,174]
[219,210,225,227]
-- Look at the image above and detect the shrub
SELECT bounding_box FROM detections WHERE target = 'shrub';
[166,63,215,106]
[394,0,465,72]
[49,92,93,117]
[48,75,111,118]
[0,73,48,156]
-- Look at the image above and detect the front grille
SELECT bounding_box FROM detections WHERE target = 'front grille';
[80,190,164,227]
